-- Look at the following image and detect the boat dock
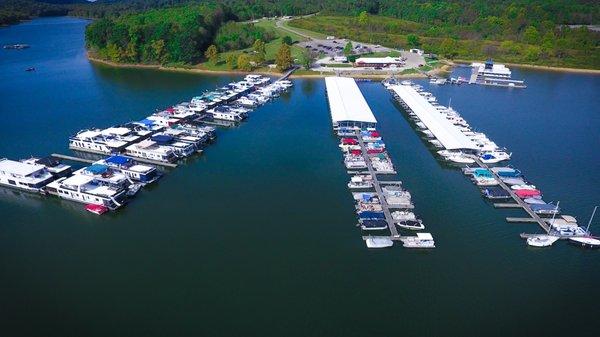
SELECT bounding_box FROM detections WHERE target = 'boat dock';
[470,155,550,233]
[52,153,178,168]
[355,131,400,238]
[326,76,433,248]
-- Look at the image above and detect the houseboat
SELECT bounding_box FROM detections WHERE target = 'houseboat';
[0,158,57,193]
[45,174,128,210]
[96,155,160,184]
[124,139,177,163]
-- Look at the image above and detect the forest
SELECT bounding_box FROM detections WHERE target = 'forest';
[2,0,599,69]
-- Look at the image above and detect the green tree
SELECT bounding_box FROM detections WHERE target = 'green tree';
[357,11,368,26]
[226,53,237,69]
[253,39,266,64]
[106,43,122,62]
[524,46,541,61]
[300,49,315,70]
[500,40,521,55]
[275,43,292,71]
[237,53,252,71]
[523,26,540,45]
[343,41,353,56]
[407,34,421,48]
[205,44,219,64]
[282,35,293,45]
[439,38,458,58]
[150,39,166,64]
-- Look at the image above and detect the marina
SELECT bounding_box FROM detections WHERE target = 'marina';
[1,74,294,211]
[1,17,600,337]
[325,76,435,249]
[385,79,597,248]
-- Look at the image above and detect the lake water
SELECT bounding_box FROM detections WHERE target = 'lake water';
[1,17,599,337]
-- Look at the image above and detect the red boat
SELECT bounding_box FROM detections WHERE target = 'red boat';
[342,138,358,145]
[350,149,362,156]
[515,189,541,198]
[85,204,109,215]
[370,131,380,137]
[367,148,385,154]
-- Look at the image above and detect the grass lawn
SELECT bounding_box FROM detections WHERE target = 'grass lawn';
[198,19,304,71]
[357,51,401,58]
[279,20,327,40]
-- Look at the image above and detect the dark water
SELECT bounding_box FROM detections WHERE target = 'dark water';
[1,17,599,337]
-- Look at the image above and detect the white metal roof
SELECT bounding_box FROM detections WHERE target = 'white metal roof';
[355,57,402,64]
[102,127,131,136]
[0,159,45,177]
[76,130,102,139]
[62,174,94,186]
[325,77,377,124]
[391,85,478,151]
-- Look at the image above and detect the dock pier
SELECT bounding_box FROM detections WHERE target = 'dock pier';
[469,156,550,233]
[355,132,401,239]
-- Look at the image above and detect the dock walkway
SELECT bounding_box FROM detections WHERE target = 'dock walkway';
[469,155,550,233]
[355,132,401,239]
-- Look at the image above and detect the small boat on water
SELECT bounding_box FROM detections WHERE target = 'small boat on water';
[515,189,542,198]
[4,44,30,49]
[26,67,35,72]
[569,236,600,248]
[365,236,393,248]
[527,235,559,247]
[401,233,435,248]
[348,176,373,189]
[397,220,425,231]
[85,204,109,215]
[360,220,388,231]
[511,184,537,190]
[482,186,511,199]
[391,210,416,221]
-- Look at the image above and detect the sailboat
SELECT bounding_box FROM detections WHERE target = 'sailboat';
[527,202,560,247]
[569,206,600,248]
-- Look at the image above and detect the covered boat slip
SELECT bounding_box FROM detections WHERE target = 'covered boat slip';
[390,85,479,151]
[325,77,377,129]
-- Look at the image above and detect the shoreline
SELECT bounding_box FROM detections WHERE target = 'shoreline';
[452,59,600,74]
[88,56,427,79]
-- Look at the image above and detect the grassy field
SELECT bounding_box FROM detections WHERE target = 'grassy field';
[199,19,305,71]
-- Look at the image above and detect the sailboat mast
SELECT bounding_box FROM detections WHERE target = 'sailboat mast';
[585,206,598,233]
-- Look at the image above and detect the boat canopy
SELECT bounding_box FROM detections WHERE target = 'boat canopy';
[483,187,510,197]
[85,164,109,175]
[325,77,377,125]
[105,155,130,165]
[139,118,155,127]
[531,203,560,212]
[358,211,385,220]
[151,134,174,144]
[390,85,478,150]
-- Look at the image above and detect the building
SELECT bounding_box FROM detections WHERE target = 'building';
[409,48,424,55]
[354,56,404,68]
[325,77,377,129]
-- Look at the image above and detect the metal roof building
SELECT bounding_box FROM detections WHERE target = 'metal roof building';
[390,84,478,151]
[325,77,377,129]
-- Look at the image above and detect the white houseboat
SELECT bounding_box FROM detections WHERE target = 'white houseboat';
[0,158,57,193]
[45,174,128,210]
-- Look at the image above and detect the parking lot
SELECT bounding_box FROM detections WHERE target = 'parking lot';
[297,38,391,57]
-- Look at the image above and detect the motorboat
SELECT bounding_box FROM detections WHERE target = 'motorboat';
[348,176,373,189]
[524,198,546,205]
[391,210,416,221]
[446,154,475,164]
[515,189,542,198]
[360,220,388,231]
[85,204,109,215]
[401,233,435,248]
[530,203,560,215]
[475,177,498,186]
[527,235,559,247]
[482,186,511,199]
[397,220,425,231]
[511,184,537,190]
[479,151,511,164]
[569,236,600,248]
[365,236,393,248]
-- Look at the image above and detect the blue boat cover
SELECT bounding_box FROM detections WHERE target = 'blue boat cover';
[358,211,385,220]
[151,134,174,144]
[481,154,495,160]
[86,164,109,174]
[361,220,387,228]
[531,203,559,211]
[497,169,521,178]
[139,118,154,126]
[105,155,130,165]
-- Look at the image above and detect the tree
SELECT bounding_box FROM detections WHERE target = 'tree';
[523,26,540,45]
[204,44,219,64]
[357,11,368,26]
[237,53,252,71]
[300,48,316,70]
[343,41,353,56]
[407,34,421,48]
[282,35,293,46]
[253,39,266,64]
[275,43,292,71]
[439,38,458,58]
[226,53,237,69]
[150,39,165,64]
